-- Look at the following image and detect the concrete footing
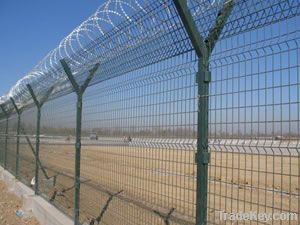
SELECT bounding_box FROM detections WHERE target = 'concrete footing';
[0,166,73,225]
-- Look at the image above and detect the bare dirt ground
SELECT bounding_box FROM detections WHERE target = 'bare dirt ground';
[0,180,40,225]
[7,142,300,225]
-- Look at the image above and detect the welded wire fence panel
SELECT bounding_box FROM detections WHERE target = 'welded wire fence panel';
[18,106,37,187]
[207,13,300,225]
[6,114,18,176]
[79,52,198,225]
[39,92,77,218]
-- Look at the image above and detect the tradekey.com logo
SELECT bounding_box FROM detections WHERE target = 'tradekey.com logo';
[219,211,298,222]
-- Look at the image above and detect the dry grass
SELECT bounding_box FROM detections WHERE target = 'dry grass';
[11,143,299,225]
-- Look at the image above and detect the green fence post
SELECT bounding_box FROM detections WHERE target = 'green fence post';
[60,59,99,225]
[26,84,54,195]
[0,105,9,169]
[10,97,22,179]
[173,1,234,224]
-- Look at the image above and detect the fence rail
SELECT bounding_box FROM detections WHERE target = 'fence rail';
[0,0,299,225]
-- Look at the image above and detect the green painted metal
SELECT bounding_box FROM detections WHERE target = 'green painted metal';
[172,0,208,59]
[60,60,81,94]
[0,105,9,169]
[205,0,234,55]
[10,97,22,179]
[74,92,83,225]
[27,84,54,194]
[196,62,210,225]
[173,1,234,224]
[60,59,99,225]
[35,107,41,194]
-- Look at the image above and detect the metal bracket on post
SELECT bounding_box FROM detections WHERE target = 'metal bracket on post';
[196,69,211,84]
[60,59,99,225]
[0,104,9,169]
[10,97,22,179]
[195,152,211,165]
[173,0,234,224]
[27,84,54,195]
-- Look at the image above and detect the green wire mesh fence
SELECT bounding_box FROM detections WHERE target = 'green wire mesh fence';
[207,12,300,225]
[0,0,299,225]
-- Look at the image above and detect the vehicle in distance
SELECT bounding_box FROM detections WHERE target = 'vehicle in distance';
[90,133,98,140]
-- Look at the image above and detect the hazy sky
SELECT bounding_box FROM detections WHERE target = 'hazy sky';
[0,0,105,97]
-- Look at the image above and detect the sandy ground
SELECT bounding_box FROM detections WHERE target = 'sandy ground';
[4,142,300,225]
[0,180,40,225]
